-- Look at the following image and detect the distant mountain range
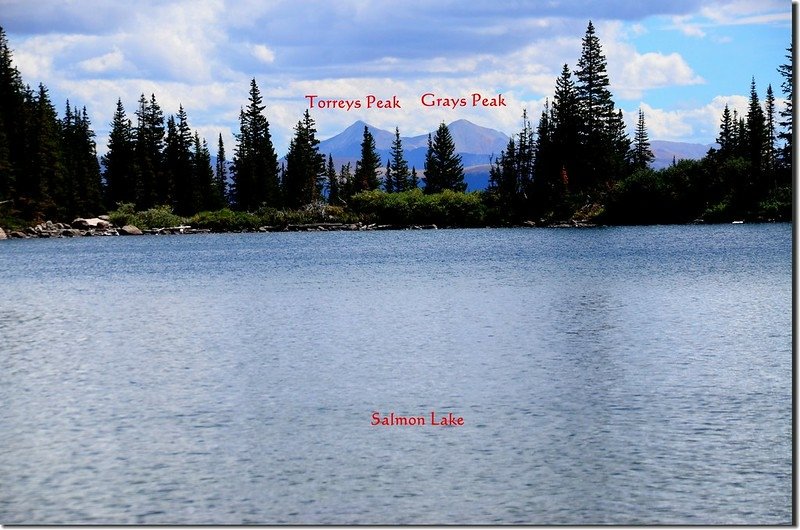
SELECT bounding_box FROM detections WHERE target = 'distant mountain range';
[315,120,715,191]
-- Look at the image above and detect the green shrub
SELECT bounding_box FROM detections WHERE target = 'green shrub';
[133,205,186,229]
[107,202,137,227]
[190,208,261,231]
[349,189,486,226]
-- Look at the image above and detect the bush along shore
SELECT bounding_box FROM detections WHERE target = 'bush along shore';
[0,183,790,241]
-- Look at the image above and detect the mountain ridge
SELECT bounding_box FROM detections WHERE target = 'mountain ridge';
[315,120,714,190]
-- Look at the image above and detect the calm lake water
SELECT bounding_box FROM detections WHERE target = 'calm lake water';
[0,225,792,524]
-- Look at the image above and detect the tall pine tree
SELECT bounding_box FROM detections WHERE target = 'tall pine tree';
[777,43,792,170]
[102,99,136,207]
[423,122,465,193]
[214,133,228,207]
[133,93,165,209]
[389,126,410,192]
[231,79,280,210]
[574,20,622,191]
[283,110,325,208]
[326,154,340,205]
[630,108,654,170]
[0,26,26,201]
[353,125,381,193]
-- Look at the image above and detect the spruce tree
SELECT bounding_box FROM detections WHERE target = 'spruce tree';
[283,110,325,208]
[607,109,631,178]
[574,20,618,190]
[62,104,102,216]
[764,84,777,178]
[231,79,280,210]
[488,137,518,210]
[353,125,381,193]
[746,77,766,187]
[173,105,195,214]
[340,162,353,199]
[192,132,216,212]
[631,108,654,170]
[214,133,228,207]
[326,154,340,205]
[551,65,580,185]
[23,83,65,219]
[0,26,26,200]
[532,100,559,211]
[777,43,792,168]
[384,159,393,193]
[102,99,136,207]
[133,93,165,209]
[389,126,410,192]
[423,122,465,193]
[410,166,419,189]
[717,104,734,156]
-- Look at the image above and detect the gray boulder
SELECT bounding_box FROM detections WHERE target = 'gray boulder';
[119,224,143,235]
[72,217,112,230]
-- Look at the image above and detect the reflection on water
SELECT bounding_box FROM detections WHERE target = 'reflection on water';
[0,225,791,524]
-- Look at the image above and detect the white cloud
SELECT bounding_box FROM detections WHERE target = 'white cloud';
[2,0,787,156]
[596,21,704,99]
[632,95,752,143]
[251,44,276,64]
[616,51,704,98]
[78,48,125,73]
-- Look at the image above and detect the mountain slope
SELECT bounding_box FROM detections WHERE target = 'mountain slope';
[315,121,714,190]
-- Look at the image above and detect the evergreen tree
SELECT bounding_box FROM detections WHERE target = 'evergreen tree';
[491,109,535,215]
[423,122,465,193]
[133,93,165,209]
[410,166,419,189]
[488,137,518,209]
[764,84,777,177]
[532,100,560,212]
[102,99,136,207]
[384,158,393,193]
[717,104,734,156]
[231,79,280,210]
[283,110,325,208]
[574,20,619,190]
[353,125,381,193]
[551,64,580,187]
[165,104,195,215]
[326,154,340,205]
[607,109,631,179]
[777,43,792,167]
[389,126,410,192]
[422,134,434,191]
[630,108,654,170]
[192,132,216,212]
[214,133,228,207]
[23,83,65,219]
[0,26,26,200]
[339,162,353,199]
[61,104,102,216]
[746,77,766,191]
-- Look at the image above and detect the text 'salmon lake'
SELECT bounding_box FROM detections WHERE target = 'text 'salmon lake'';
[371,411,465,426]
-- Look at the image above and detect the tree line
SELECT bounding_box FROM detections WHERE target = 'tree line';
[487,21,792,224]
[0,23,792,227]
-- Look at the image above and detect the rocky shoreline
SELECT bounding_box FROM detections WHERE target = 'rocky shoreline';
[0,218,455,240]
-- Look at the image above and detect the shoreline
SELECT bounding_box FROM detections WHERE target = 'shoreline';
[1,218,787,240]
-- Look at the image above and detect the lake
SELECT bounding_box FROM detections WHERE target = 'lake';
[0,224,792,524]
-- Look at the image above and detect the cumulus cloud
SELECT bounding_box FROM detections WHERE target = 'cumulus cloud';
[251,44,276,64]
[78,48,125,73]
[0,0,788,155]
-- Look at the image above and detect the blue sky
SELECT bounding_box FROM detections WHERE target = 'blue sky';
[0,0,791,155]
